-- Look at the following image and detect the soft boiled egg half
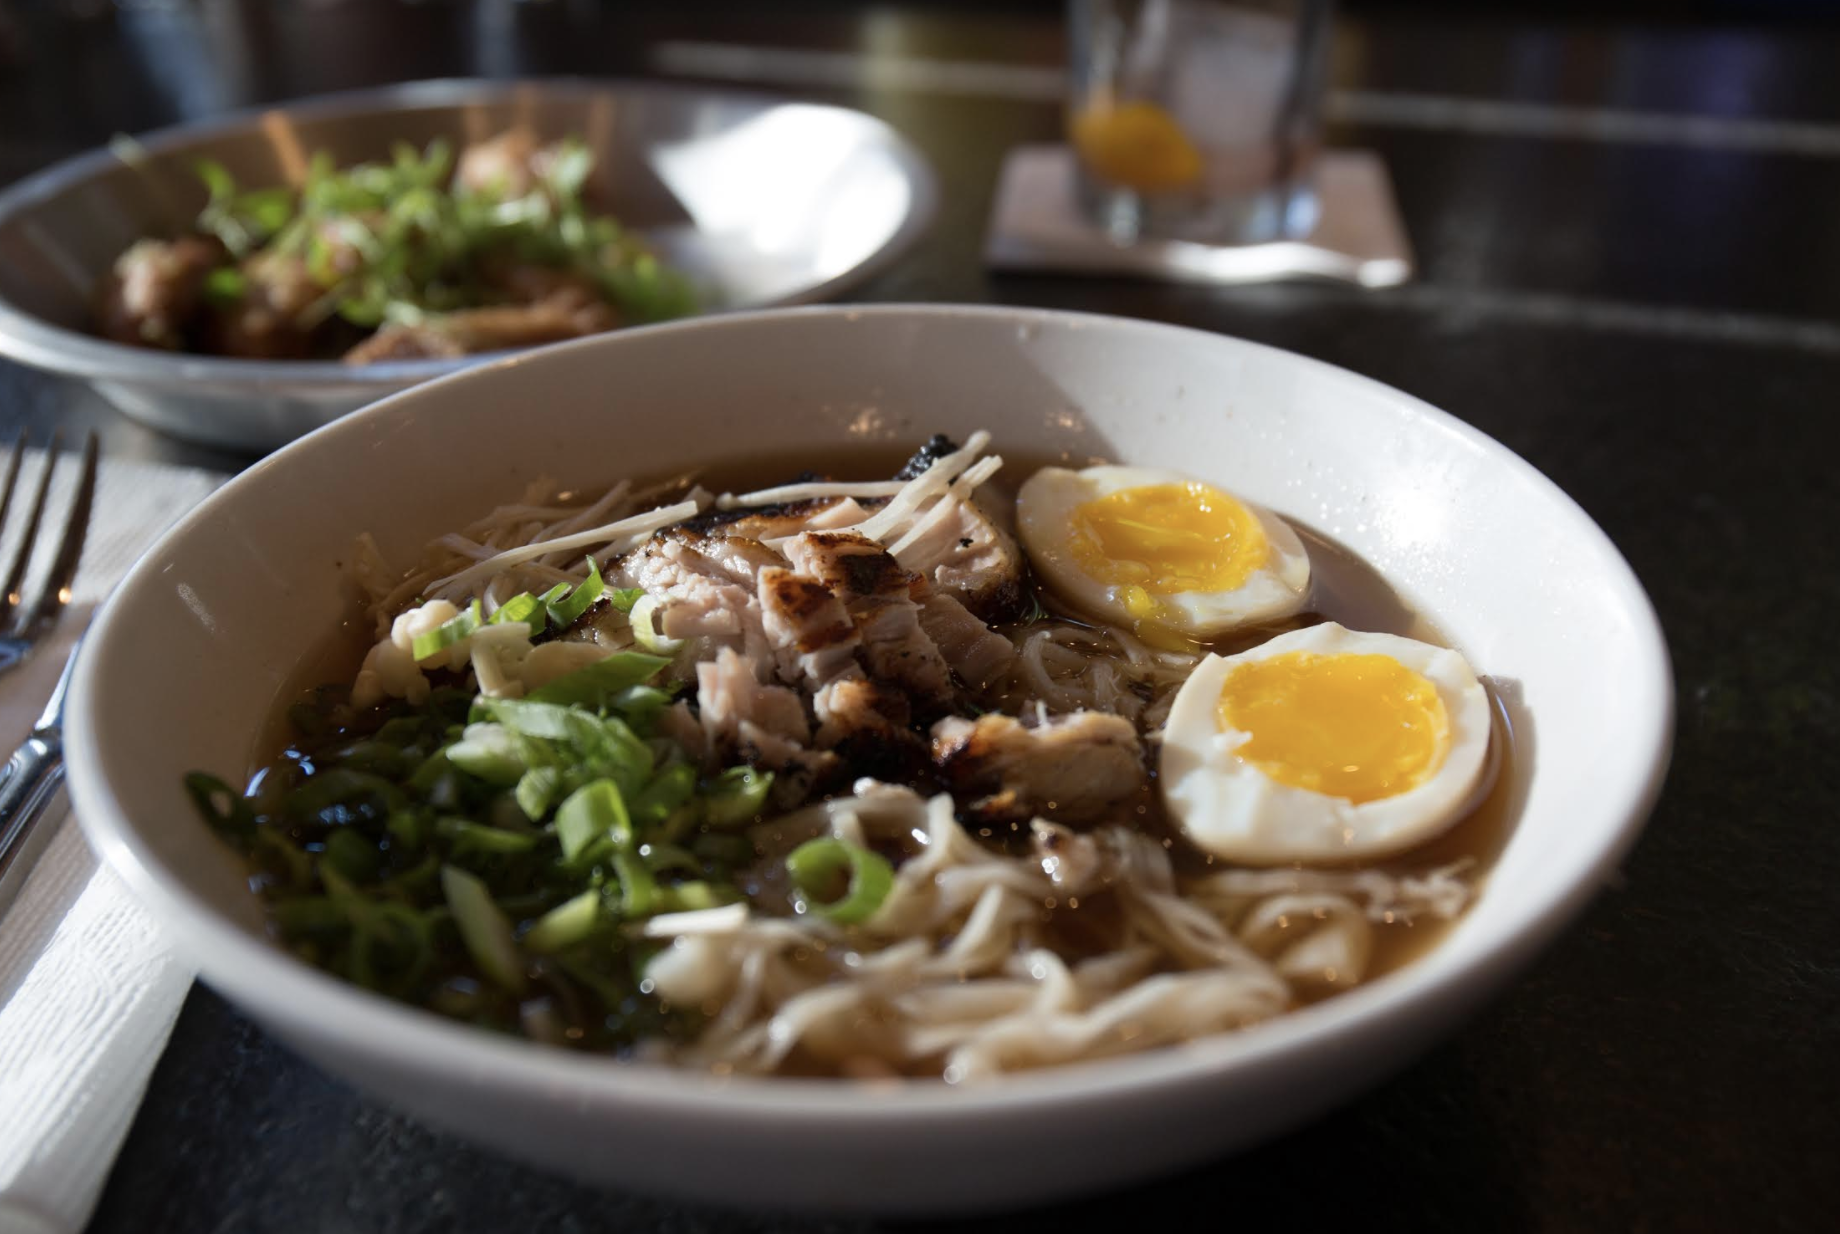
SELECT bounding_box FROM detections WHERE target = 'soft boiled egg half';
[1160,623,1492,864]
[1016,465,1311,640]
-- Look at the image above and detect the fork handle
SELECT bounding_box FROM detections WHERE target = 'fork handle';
[0,734,66,900]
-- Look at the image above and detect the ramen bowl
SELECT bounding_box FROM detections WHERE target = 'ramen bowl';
[66,306,1671,1213]
[0,79,934,452]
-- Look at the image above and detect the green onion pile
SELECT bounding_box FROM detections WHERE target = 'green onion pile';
[187,648,774,1051]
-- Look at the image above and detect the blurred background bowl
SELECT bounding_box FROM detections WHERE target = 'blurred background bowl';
[0,78,936,453]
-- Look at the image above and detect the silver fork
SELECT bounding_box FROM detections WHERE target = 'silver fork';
[0,431,100,914]
[0,431,99,677]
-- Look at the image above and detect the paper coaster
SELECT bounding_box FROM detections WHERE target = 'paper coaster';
[984,145,1415,288]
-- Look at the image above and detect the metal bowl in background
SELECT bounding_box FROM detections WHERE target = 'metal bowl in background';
[0,79,937,453]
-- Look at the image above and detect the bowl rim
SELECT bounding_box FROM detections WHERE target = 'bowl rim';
[66,303,1674,1120]
[0,76,938,387]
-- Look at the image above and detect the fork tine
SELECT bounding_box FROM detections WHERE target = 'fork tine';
[0,431,26,540]
[2,431,62,632]
[20,431,99,636]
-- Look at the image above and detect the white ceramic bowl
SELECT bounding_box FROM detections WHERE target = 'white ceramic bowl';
[67,306,1672,1214]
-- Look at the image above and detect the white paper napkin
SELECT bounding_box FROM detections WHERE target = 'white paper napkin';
[0,451,225,1234]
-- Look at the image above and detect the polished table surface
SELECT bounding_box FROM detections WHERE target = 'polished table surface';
[1,2,1833,1230]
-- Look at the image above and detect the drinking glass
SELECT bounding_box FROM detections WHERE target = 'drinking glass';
[1068,0,1334,245]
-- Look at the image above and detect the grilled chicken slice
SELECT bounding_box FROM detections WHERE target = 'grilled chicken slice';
[930,710,1145,825]
[696,647,837,804]
[781,531,955,711]
[850,597,956,712]
[616,529,781,670]
[812,676,911,746]
[758,566,859,689]
[781,531,921,603]
[890,494,1025,621]
[916,593,1015,691]
[684,496,869,542]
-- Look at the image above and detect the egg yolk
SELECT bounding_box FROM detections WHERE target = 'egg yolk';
[1069,482,1270,597]
[1216,651,1451,803]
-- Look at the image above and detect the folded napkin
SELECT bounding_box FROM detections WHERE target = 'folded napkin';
[0,452,225,1234]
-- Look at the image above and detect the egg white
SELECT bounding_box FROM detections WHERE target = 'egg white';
[1015,465,1311,639]
[1160,622,1492,865]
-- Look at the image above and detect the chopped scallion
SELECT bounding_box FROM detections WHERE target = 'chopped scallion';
[701,766,773,828]
[785,838,895,925]
[627,594,684,655]
[555,778,632,861]
[445,722,525,786]
[489,591,547,633]
[411,599,483,661]
[545,559,605,629]
[522,889,602,954]
[440,864,526,994]
[524,651,669,710]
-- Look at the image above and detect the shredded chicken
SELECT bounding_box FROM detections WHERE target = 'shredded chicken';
[696,648,836,801]
[95,236,222,350]
[343,295,616,363]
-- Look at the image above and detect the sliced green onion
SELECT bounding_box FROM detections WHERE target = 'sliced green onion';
[514,765,564,822]
[203,266,247,305]
[522,889,602,954]
[628,762,697,830]
[785,838,895,925]
[483,699,652,796]
[271,897,350,938]
[489,591,547,633]
[627,594,684,655]
[436,816,540,856]
[545,559,605,629]
[440,865,526,994]
[348,900,435,992]
[555,778,632,862]
[608,685,673,734]
[445,722,525,786]
[479,697,585,742]
[411,599,482,661]
[254,830,315,891]
[373,716,430,746]
[637,841,702,876]
[524,651,669,710]
[286,769,405,832]
[607,587,645,613]
[323,738,415,777]
[322,827,381,884]
[612,849,657,917]
[185,772,255,838]
[386,810,428,853]
[701,766,773,828]
[195,158,237,203]
[654,882,735,913]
